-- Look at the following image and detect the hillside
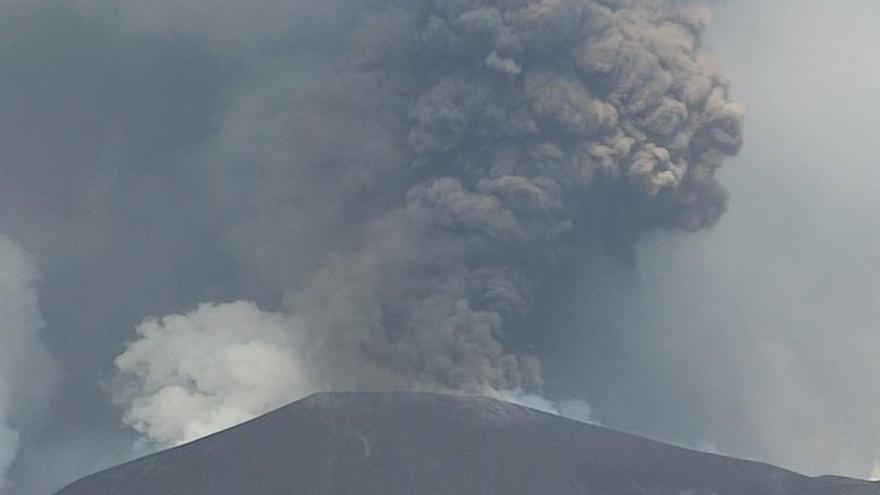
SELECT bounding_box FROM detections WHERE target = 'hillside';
[56,392,880,495]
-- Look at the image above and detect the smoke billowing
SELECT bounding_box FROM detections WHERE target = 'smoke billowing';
[114,302,311,446]
[0,236,58,491]
[4,0,880,487]
[107,0,743,447]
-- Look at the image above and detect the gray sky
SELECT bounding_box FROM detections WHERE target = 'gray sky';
[0,1,878,493]
[548,0,880,478]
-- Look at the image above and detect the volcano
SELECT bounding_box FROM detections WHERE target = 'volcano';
[55,392,879,495]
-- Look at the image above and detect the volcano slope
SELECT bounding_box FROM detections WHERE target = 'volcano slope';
[55,392,879,495]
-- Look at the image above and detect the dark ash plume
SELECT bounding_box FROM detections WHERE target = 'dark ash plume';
[114,0,742,444]
[287,0,744,393]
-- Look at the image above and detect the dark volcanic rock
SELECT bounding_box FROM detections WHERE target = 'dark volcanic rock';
[56,392,879,495]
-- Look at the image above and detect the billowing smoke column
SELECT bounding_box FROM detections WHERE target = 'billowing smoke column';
[115,302,312,446]
[0,236,58,493]
[114,0,742,445]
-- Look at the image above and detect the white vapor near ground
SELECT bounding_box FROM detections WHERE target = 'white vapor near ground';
[0,236,58,493]
[0,428,17,494]
[115,300,599,447]
[114,302,313,446]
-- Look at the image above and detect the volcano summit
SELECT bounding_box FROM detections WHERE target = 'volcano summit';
[56,392,879,495]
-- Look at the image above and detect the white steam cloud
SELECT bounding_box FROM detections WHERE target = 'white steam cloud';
[114,302,313,446]
[114,301,600,445]
[510,394,598,424]
[0,428,17,494]
[0,235,58,493]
